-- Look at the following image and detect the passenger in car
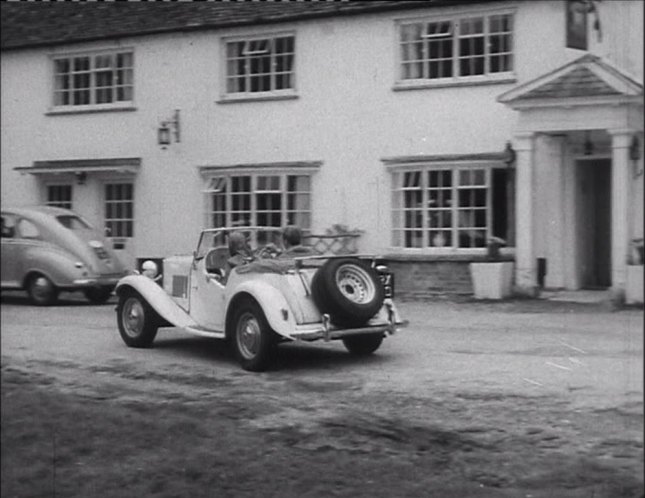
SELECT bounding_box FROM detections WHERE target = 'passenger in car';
[227,232,254,270]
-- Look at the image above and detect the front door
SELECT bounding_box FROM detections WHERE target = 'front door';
[576,159,611,288]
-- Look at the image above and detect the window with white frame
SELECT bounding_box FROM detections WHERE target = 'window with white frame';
[204,173,311,231]
[104,183,134,238]
[399,12,513,82]
[53,50,134,108]
[46,184,73,210]
[224,34,295,96]
[391,164,512,249]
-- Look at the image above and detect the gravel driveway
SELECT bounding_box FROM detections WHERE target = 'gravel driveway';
[1,292,643,497]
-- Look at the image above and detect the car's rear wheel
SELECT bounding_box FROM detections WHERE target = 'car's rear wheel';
[231,300,276,372]
[342,333,384,356]
[117,291,158,348]
[84,286,113,304]
[27,274,58,306]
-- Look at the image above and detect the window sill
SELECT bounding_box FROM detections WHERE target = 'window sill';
[46,105,137,116]
[393,75,517,92]
[217,93,299,104]
[382,250,515,263]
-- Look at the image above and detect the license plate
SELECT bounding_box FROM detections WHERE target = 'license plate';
[379,272,394,298]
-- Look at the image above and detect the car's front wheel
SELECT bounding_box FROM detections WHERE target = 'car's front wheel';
[342,333,384,356]
[231,300,276,372]
[84,286,113,304]
[117,291,159,348]
[27,273,58,306]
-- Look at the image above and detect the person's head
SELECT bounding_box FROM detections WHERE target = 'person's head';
[282,226,302,249]
[228,232,249,256]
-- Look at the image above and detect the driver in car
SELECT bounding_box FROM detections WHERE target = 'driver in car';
[279,226,315,258]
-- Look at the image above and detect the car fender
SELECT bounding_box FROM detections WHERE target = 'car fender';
[116,275,197,329]
[21,243,86,287]
[227,280,297,338]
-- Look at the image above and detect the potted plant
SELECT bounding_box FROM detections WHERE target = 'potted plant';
[469,237,514,300]
[626,238,643,305]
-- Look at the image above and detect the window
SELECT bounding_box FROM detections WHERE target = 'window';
[399,12,513,83]
[204,173,311,231]
[391,164,512,250]
[53,51,134,108]
[225,34,295,97]
[46,185,72,210]
[105,183,134,238]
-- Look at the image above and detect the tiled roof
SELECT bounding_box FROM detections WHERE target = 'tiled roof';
[519,66,620,100]
[0,0,489,51]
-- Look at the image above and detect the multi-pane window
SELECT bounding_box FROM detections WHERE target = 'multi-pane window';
[53,51,134,107]
[392,166,511,249]
[399,12,513,82]
[105,183,134,238]
[225,35,295,95]
[204,173,311,231]
[46,184,72,210]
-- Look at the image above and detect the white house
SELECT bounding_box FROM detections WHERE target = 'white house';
[1,1,643,301]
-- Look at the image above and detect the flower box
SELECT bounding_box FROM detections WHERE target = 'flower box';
[470,262,514,300]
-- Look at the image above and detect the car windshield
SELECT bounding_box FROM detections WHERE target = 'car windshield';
[56,215,92,230]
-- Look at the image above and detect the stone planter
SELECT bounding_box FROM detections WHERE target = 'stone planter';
[469,262,514,300]
[626,265,643,304]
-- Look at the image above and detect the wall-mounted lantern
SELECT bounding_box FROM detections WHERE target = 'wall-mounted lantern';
[158,109,181,147]
[630,135,642,177]
[75,171,87,185]
[502,141,516,168]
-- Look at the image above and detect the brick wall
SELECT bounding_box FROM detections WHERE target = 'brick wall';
[385,255,515,299]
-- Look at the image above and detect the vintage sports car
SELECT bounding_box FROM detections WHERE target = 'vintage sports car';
[1,206,128,305]
[115,227,406,371]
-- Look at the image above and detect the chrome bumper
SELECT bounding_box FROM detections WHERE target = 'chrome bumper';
[291,300,408,342]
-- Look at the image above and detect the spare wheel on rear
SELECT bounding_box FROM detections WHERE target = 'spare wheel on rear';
[311,258,384,328]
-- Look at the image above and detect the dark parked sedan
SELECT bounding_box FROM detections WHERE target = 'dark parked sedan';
[1,206,128,305]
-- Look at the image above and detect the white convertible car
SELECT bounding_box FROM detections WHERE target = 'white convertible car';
[115,227,406,371]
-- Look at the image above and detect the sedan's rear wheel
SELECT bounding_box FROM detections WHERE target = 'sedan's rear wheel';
[117,292,158,348]
[27,274,58,306]
[231,300,276,372]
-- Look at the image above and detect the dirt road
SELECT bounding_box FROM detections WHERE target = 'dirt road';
[1,293,643,497]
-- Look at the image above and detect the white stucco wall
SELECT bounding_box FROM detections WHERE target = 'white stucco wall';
[1,0,642,265]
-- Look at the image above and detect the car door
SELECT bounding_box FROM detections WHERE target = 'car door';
[1,214,21,287]
[188,233,226,331]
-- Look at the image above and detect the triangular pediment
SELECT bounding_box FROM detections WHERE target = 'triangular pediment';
[498,54,643,109]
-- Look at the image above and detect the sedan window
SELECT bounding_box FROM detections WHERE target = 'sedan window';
[17,219,41,239]
[56,215,92,230]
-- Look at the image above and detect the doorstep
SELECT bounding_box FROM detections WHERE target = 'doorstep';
[539,289,610,304]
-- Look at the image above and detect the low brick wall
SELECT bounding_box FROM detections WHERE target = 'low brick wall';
[384,254,515,299]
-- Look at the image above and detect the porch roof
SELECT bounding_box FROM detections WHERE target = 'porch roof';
[498,54,643,109]
[14,158,141,175]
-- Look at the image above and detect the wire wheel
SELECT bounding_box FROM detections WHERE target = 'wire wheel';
[121,297,145,339]
[235,311,262,361]
[116,291,158,348]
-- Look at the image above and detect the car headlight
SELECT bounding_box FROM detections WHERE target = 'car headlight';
[141,260,158,279]
[75,262,84,268]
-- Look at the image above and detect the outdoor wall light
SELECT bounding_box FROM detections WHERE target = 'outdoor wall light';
[75,171,87,185]
[157,109,181,147]
[503,141,516,167]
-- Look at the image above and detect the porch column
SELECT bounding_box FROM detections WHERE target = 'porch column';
[608,129,634,302]
[513,132,538,296]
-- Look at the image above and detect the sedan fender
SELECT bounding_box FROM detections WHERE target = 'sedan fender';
[227,279,297,338]
[116,275,197,329]
[22,243,87,288]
